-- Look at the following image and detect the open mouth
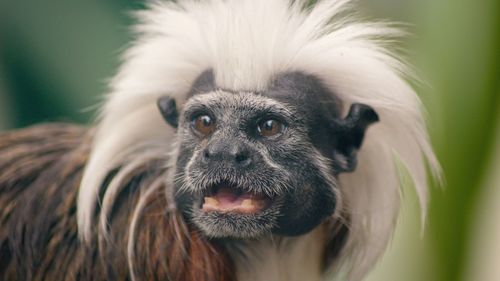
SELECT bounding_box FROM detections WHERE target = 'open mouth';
[201,181,271,214]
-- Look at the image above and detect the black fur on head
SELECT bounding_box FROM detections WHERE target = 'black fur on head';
[157,70,378,238]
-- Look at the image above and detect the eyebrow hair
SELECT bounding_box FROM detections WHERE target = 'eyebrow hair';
[184,91,296,118]
[182,103,213,119]
[249,105,295,120]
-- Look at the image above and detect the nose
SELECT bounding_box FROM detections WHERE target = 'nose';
[202,142,252,167]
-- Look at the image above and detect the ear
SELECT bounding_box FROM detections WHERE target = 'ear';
[157,96,179,128]
[332,103,379,173]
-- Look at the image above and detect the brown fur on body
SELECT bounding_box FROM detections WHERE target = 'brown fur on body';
[0,124,235,281]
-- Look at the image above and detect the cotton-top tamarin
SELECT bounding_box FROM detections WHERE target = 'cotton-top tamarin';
[0,1,440,281]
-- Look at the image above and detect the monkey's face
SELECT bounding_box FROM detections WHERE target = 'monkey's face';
[159,72,378,239]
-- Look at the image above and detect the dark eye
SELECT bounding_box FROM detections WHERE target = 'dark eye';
[192,115,215,136]
[257,119,285,138]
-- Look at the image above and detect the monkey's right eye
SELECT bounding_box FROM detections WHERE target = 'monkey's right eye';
[192,115,216,136]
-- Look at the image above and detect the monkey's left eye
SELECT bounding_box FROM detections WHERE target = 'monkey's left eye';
[192,115,216,136]
[257,119,285,138]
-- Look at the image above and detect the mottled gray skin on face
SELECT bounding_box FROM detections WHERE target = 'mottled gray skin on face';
[159,70,378,239]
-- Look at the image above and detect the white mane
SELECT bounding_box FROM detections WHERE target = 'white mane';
[77,0,440,280]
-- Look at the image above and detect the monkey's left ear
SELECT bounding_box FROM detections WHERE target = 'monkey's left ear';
[331,103,379,173]
[157,96,179,128]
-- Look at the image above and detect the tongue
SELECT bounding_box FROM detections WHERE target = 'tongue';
[202,187,267,214]
[215,187,241,205]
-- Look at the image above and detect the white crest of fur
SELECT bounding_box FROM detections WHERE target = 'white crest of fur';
[77,0,440,280]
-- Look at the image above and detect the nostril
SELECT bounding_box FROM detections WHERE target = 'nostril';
[235,154,247,163]
[203,149,211,159]
[235,151,251,166]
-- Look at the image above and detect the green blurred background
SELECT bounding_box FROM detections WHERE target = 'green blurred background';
[0,0,498,280]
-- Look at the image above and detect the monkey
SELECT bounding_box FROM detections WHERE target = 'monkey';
[0,1,440,281]
[167,70,379,238]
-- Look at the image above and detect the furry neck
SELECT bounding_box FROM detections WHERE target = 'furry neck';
[229,226,326,281]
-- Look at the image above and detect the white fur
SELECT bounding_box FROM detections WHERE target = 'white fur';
[77,0,440,280]
[232,226,326,281]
